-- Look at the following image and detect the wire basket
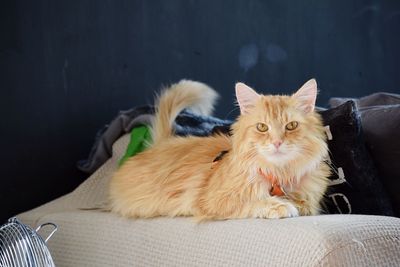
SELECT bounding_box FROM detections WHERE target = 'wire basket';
[0,217,57,267]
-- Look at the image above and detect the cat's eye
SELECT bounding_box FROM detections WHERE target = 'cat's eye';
[256,123,269,132]
[286,121,299,131]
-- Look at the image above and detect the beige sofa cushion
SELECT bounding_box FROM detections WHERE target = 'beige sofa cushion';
[18,134,400,266]
[22,210,400,267]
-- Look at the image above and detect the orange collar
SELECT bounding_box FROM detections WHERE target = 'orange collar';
[258,168,286,197]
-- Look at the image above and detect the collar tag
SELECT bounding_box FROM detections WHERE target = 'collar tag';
[270,182,286,196]
[258,168,287,197]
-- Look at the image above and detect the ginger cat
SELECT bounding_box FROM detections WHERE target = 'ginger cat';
[109,79,330,220]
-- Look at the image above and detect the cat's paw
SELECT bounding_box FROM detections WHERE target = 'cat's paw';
[256,202,299,219]
[270,202,299,218]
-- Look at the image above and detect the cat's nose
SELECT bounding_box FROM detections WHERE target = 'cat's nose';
[273,140,283,148]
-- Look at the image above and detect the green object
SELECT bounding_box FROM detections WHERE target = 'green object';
[118,125,153,166]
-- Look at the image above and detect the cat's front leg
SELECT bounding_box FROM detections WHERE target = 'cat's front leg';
[243,198,299,219]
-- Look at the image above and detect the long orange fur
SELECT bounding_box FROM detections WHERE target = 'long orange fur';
[109,79,330,220]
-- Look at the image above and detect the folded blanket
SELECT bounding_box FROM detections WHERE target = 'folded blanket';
[77,107,232,173]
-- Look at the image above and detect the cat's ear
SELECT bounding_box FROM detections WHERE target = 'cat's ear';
[293,79,317,113]
[235,83,260,114]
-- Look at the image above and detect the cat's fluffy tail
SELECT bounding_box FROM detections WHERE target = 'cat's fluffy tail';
[151,80,219,144]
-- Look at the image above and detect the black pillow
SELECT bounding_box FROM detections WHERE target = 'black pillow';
[320,101,393,216]
[329,93,400,216]
[357,105,400,217]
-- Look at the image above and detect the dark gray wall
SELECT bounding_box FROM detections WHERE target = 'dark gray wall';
[1,0,399,222]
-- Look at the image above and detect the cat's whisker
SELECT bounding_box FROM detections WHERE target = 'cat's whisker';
[244,151,258,161]
[246,176,257,186]
[244,173,259,190]
[224,106,240,120]
[325,160,340,176]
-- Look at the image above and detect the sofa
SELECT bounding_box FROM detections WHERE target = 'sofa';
[18,133,400,266]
